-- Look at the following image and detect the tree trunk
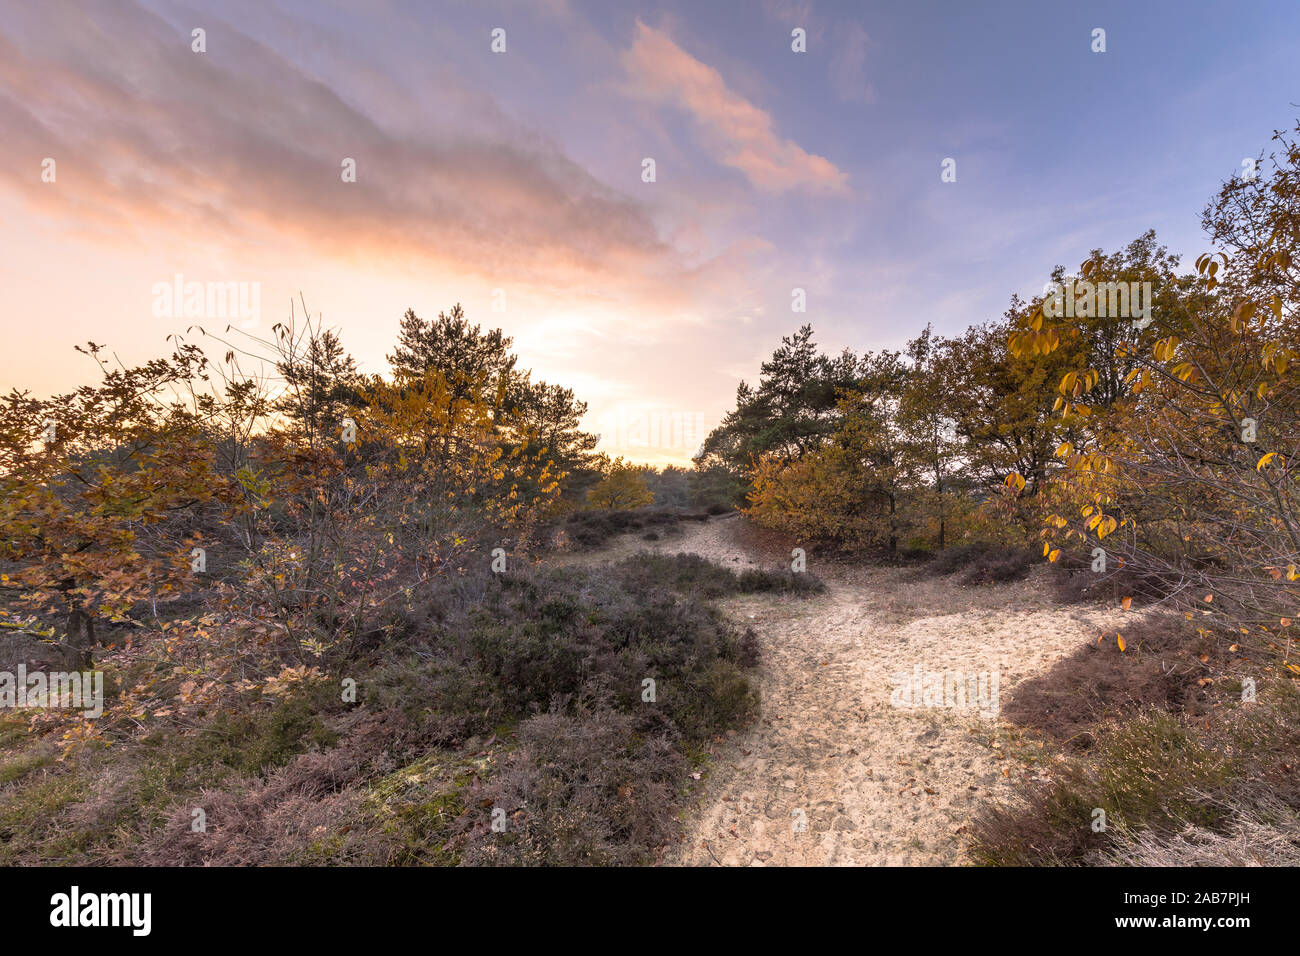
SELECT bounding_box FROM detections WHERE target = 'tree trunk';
[936,474,946,551]
[888,493,898,553]
[65,603,95,667]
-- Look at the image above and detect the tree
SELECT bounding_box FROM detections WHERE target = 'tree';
[1015,122,1300,666]
[643,465,689,508]
[275,324,361,443]
[939,306,1084,497]
[898,326,963,549]
[695,325,862,492]
[586,456,655,510]
[387,304,516,410]
[748,350,919,550]
[387,305,597,499]
[0,343,239,662]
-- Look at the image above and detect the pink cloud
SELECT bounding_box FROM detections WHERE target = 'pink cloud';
[0,2,685,305]
[622,21,848,195]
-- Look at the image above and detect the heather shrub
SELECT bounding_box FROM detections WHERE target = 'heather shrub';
[613,552,824,599]
[463,708,686,866]
[971,610,1300,866]
[922,543,1036,585]
[554,506,705,550]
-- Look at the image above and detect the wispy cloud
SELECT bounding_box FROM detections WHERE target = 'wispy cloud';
[830,23,875,104]
[0,1,680,301]
[621,20,848,196]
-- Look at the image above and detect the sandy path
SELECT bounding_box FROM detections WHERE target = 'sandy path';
[556,517,1128,866]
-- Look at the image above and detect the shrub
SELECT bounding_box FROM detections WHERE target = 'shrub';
[1001,614,1228,750]
[463,709,685,866]
[612,552,824,599]
[555,507,698,550]
[971,610,1300,866]
[922,543,1036,585]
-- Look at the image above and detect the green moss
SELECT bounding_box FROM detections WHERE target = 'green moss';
[347,751,480,866]
[0,750,54,786]
[0,714,29,749]
[143,680,340,780]
[0,773,91,864]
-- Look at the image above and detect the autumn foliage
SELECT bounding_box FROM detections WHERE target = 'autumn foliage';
[729,122,1300,676]
[0,306,588,741]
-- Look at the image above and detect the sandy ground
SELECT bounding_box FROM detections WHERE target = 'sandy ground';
[556,516,1131,866]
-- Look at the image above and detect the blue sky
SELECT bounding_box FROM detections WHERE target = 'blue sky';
[1,0,1297,462]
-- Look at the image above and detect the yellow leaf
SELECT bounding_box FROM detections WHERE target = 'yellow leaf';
[1257,452,1278,471]
[1121,596,1132,611]
[1048,549,1061,563]
[1117,633,1126,652]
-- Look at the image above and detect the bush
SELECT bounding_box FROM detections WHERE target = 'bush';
[1,551,767,866]
[611,552,824,600]
[554,507,704,550]
[463,709,686,866]
[1001,613,1228,751]
[365,555,766,862]
[970,610,1300,866]
[923,543,1036,585]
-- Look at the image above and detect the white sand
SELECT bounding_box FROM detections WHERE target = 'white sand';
[555,516,1131,866]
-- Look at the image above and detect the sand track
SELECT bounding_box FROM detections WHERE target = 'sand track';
[557,517,1127,866]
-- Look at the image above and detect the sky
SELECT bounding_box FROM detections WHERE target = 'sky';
[1,0,1297,465]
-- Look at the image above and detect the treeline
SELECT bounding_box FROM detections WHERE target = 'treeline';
[703,121,1300,665]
